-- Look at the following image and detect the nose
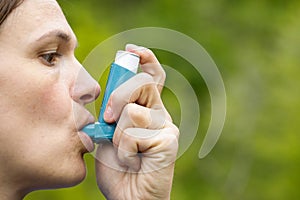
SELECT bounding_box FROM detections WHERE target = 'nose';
[72,66,100,105]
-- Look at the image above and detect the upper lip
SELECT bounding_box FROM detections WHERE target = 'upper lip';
[77,111,96,131]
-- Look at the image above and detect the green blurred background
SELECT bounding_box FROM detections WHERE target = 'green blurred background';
[25,0,300,199]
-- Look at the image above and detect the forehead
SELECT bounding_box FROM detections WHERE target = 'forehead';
[0,0,73,42]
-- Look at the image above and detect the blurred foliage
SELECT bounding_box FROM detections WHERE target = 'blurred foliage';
[25,0,300,199]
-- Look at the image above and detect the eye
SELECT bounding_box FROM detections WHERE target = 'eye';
[39,52,62,67]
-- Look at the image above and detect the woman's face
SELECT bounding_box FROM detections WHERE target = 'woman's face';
[0,0,100,192]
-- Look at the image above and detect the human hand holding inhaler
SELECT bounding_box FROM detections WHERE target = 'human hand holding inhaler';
[82,50,140,143]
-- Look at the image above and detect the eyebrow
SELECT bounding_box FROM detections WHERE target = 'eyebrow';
[36,30,78,47]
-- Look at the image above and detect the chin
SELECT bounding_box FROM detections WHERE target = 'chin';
[32,155,87,191]
[55,156,87,189]
[26,169,86,198]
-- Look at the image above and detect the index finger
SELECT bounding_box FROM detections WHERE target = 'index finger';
[126,44,166,93]
[104,73,164,123]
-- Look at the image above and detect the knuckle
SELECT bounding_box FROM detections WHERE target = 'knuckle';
[160,68,166,81]
[173,125,180,139]
[123,103,138,114]
[153,134,178,164]
[167,122,180,139]
[120,130,132,144]
[117,136,132,157]
[141,48,155,61]
[118,148,133,160]
[161,70,167,83]
[117,149,128,164]
[164,133,179,158]
[136,72,154,84]
[145,47,154,55]
[165,131,179,145]
[125,103,151,128]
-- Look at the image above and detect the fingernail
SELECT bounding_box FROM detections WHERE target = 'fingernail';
[125,43,139,51]
[105,105,113,120]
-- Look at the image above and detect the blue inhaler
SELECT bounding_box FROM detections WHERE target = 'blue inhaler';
[82,51,140,143]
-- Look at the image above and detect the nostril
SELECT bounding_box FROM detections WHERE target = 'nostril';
[80,94,93,102]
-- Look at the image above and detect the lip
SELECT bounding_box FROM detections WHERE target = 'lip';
[78,131,95,152]
[77,113,96,152]
[77,113,95,131]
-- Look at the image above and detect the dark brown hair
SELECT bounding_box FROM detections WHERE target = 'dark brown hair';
[0,0,23,26]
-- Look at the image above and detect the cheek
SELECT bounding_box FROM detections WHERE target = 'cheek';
[10,68,74,129]
[0,68,79,172]
[38,81,72,125]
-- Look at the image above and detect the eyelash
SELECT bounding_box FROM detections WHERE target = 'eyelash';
[39,51,62,67]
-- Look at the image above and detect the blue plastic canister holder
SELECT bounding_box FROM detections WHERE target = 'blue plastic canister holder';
[82,51,139,143]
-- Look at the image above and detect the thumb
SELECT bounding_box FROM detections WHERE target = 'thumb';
[103,97,115,123]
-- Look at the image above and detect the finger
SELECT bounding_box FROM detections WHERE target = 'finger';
[104,73,164,123]
[95,141,127,169]
[120,103,166,129]
[117,132,141,172]
[117,123,179,173]
[126,44,166,93]
[112,103,167,146]
[117,128,162,172]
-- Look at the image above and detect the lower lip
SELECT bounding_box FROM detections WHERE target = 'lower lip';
[78,131,95,152]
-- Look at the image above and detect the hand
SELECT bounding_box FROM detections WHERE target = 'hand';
[95,44,179,200]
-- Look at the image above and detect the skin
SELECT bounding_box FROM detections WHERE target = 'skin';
[0,0,179,199]
[0,0,99,198]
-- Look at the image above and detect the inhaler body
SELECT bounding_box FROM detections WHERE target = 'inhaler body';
[82,51,140,143]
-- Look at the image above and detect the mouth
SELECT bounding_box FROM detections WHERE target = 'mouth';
[77,114,95,153]
[78,131,95,153]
